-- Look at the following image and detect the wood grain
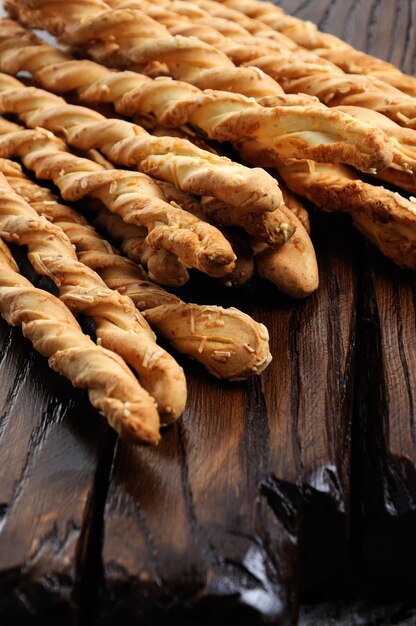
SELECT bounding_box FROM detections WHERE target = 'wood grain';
[97,208,357,623]
[354,245,416,593]
[0,265,109,625]
[0,1,415,625]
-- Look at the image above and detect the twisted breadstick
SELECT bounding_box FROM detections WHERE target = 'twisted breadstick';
[82,147,191,286]
[0,115,237,282]
[0,72,282,230]
[153,133,316,296]
[142,123,318,296]
[0,64,296,246]
[0,19,393,175]
[3,6,395,172]
[119,0,416,130]
[278,159,416,270]
[3,158,271,379]
[5,0,284,98]
[154,181,254,287]
[106,0,416,181]
[216,0,416,97]
[336,106,416,194]
[90,207,190,287]
[0,185,161,444]
[0,158,187,422]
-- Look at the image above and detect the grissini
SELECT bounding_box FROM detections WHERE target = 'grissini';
[83,146,252,287]
[140,122,318,297]
[3,158,272,380]
[82,147,191,287]
[1,6,394,172]
[0,114,236,279]
[235,131,416,268]
[0,157,187,423]
[0,73,299,251]
[153,181,255,287]
[278,159,416,270]
[115,0,416,130]
[214,0,416,97]
[0,71,284,220]
[5,0,284,98]
[0,184,161,444]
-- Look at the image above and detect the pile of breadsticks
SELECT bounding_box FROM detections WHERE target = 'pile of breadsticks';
[0,0,414,444]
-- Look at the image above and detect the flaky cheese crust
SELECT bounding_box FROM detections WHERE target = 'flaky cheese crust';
[0,71,283,227]
[0,158,187,423]
[3,159,271,379]
[5,0,284,98]
[279,159,416,270]
[122,0,416,130]
[0,184,161,444]
[101,0,393,173]
[0,20,392,174]
[1,7,394,173]
[0,112,237,279]
[335,106,416,193]
[143,303,272,380]
[154,181,254,287]
[81,147,191,287]
[216,0,416,97]
[142,120,318,296]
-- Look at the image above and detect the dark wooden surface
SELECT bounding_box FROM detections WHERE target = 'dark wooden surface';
[0,1,415,625]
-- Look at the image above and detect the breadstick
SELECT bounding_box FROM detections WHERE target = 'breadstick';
[0,209,160,443]
[0,73,283,227]
[278,159,416,270]
[1,9,394,172]
[0,68,295,245]
[142,124,318,296]
[335,106,416,193]
[189,0,299,51]
[0,21,393,177]
[5,0,284,98]
[91,207,190,287]
[3,159,271,379]
[216,0,416,97]
[123,0,416,130]
[0,159,187,423]
[69,142,252,287]
[0,115,237,280]
[154,181,254,286]
[83,146,191,286]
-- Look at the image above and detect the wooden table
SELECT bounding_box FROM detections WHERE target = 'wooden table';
[0,1,415,625]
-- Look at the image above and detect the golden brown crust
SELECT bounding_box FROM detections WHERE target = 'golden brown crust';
[0,180,161,444]
[0,12,394,173]
[216,0,416,96]
[5,0,284,98]
[154,181,254,287]
[114,0,416,130]
[97,0,393,173]
[144,303,272,380]
[0,70,282,221]
[133,123,318,295]
[0,108,237,279]
[3,158,271,379]
[252,210,318,298]
[279,159,416,269]
[0,159,187,423]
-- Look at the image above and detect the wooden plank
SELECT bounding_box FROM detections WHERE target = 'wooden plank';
[98,207,357,622]
[280,0,416,596]
[354,247,416,594]
[0,263,108,625]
